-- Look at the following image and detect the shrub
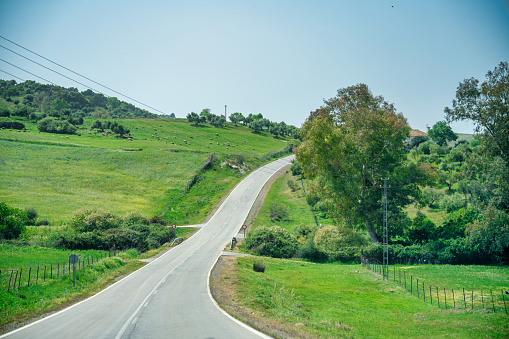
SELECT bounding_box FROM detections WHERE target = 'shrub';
[36,219,50,226]
[314,226,368,255]
[296,238,327,261]
[290,161,302,176]
[71,208,121,232]
[405,212,437,244]
[25,206,38,223]
[439,193,465,213]
[0,117,25,130]
[0,107,10,117]
[287,179,299,192]
[0,202,27,239]
[124,211,149,226]
[269,202,290,221]
[244,226,299,258]
[253,261,266,273]
[37,117,77,134]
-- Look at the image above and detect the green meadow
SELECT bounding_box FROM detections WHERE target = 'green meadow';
[0,118,287,224]
[232,257,509,338]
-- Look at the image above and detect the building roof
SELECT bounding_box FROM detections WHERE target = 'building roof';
[409,129,428,137]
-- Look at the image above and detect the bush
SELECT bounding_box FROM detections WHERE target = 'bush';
[0,202,27,239]
[405,212,437,244]
[25,206,37,225]
[71,208,121,232]
[253,261,266,273]
[36,219,50,226]
[296,238,327,261]
[244,226,299,258]
[439,193,465,213]
[314,226,368,255]
[37,117,77,134]
[290,161,302,176]
[0,117,25,130]
[124,211,149,226]
[269,202,289,221]
[0,107,10,117]
[287,179,299,192]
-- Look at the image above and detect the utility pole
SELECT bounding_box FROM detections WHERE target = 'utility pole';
[382,178,389,280]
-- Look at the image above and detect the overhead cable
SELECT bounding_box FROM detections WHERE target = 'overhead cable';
[0,36,166,114]
[0,69,25,82]
[0,58,57,85]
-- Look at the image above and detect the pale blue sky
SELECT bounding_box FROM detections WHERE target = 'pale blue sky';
[1,0,508,132]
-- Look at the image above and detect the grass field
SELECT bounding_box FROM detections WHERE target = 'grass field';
[230,257,509,338]
[250,170,332,236]
[0,245,145,332]
[0,117,287,224]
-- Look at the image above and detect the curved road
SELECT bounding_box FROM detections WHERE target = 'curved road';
[2,155,294,339]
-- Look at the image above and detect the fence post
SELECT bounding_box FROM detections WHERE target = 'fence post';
[437,286,439,308]
[423,282,425,302]
[430,285,432,305]
[44,266,46,281]
[481,290,484,309]
[36,266,39,284]
[444,289,447,310]
[57,263,59,277]
[471,290,474,310]
[404,271,406,289]
[411,276,413,294]
[452,289,455,308]
[13,271,18,291]
[8,270,13,292]
[18,269,22,289]
[463,288,466,309]
[491,290,495,313]
[502,290,507,314]
[27,267,31,287]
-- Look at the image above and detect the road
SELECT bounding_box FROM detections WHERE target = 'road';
[2,155,294,339]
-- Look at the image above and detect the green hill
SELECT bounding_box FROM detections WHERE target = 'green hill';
[0,116,292,225]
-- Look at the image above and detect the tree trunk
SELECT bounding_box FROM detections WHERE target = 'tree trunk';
[365,219,380,243]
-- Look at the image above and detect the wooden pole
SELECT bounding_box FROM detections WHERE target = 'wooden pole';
[18,269,22,289]
[463,288,466,309]
[36,266,39,284]
[491,290,495,313]
[502,290,507,314]
[13,271,18,290]
[430,285,432,305]
[452,289,455,308]
[417,278,419,298]
[27,267,31,287]
[437,286,440,308]
[481,290,484,309]
[444,288,447,310]
[8,270,13,292]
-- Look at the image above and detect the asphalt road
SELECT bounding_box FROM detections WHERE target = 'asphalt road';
[2,155,294,339]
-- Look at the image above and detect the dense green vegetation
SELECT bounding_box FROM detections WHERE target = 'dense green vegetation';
[228,257,508,338]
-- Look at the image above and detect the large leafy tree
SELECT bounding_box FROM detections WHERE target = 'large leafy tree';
[445,61,509,162]
[296,84,431,242]
[428,121,457,146]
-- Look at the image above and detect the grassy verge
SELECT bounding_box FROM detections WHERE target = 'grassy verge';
[0,245,145,333]
[250,171,332,236]
[225,256,508,338]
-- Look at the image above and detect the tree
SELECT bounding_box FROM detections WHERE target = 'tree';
[187,112,204,126]
[229,112,244,125]
[199,108,212,123]
[296,84,429,242]
[209,115,225,128]
[445,61,509,162]
[428,121,457,146]
[248,119,264,133]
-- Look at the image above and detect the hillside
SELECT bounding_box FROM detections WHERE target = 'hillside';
[0,116,291,225]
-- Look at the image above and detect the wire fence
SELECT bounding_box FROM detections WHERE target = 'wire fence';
[1,248,122,291]
[362,259,508,314]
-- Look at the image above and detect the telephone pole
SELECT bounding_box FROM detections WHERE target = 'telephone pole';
[382,178,389,280]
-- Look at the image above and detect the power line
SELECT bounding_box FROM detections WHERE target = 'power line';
[0,36,166,115]
[0,44,106,95]
[0,59,57,86]
[0,69,25,82]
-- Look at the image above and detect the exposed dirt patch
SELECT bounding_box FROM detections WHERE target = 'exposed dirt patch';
[210,255,314,339]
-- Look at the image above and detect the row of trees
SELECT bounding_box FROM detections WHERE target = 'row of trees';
[186,108,300,139]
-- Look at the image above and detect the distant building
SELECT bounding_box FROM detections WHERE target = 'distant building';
[409,129,428,137]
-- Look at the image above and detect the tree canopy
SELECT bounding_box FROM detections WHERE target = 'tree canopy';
[296,84,431,242]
